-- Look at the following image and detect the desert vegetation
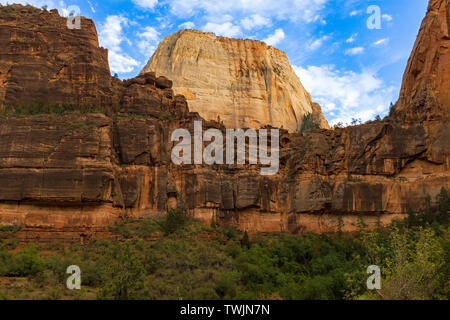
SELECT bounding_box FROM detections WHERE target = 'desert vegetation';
[0,189,448,300]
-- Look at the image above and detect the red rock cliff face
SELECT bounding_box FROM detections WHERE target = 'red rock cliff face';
[393,0,450,121]
[0,5,119,110]
[0,4,448,243]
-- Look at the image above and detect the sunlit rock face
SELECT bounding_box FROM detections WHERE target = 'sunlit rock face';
[142,29,329,133]
[393,0,450,122]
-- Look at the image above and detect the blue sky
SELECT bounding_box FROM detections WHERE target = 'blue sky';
[1,0,428,125]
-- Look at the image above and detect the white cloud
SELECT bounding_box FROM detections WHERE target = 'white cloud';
[169,0,329,23]
[108,51,140,73]
[137,26,160,57]
[221,14,234,22]
[346,33,357,43]
[203,22,242,37]
[307,35,329,50]
[294,65,396,125]
[99,15,129,51]
[99,15,139,74]
[179,21,195,29]
[263,28,285,46]
[349,10,361,16]
[382,14,393,21]
[138,26,159,42]
[132,0,158,10]
[345,46,364,55]
[241,14,270,30]
[372,38,389,46]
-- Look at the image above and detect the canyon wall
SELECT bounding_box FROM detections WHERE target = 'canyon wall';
[0,3,448,243]
[142,29,329,133]
[393,0,450,121]
[0,5,120,110]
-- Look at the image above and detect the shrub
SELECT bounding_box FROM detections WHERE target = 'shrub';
[157,207,190,236]
[108,223,132,238]
[134,219,158,238]
[241,231,251,249]
[97,242,146,300]
[6,246,44,277]
[300,114,319,134]
[379,227,446,300]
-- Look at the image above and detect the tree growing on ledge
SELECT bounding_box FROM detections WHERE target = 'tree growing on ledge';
[300,114,320,134]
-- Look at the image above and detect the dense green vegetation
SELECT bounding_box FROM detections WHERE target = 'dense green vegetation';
[0,189,448,300]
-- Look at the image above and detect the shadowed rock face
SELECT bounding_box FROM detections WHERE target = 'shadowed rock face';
[142,29,329,133]
[0,4,448,243]
[393,0,450,121]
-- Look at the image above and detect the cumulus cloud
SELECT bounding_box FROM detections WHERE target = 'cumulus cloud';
[132,0,158,10]
[179,21,195,29]
[263,28,285,46]
[203,21,242,37]
[99,15,129,51]
[345,46,364,55]
[169,0,329,23]
[137,26,160,57]
[99,15,139,74]
[108,51,140,74]
[241,14,271,30]
[294,65,396,125]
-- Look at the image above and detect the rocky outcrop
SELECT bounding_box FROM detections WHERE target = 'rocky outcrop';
[110,119,449,234]
[0,4,448,243]
[0,5,120,111]
[2,110,447,241]
[142,29,329,133]
[393,0,450,121]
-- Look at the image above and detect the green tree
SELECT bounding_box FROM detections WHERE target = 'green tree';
[97,242,146,300]
[157,206,189,236]
[241,231,251,249]
[380,227,446,300]
[300,114,319,134]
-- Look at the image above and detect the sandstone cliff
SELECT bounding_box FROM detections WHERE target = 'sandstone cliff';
[0,4,448,243]
[142,29,329,132]
[393,0,450,121]
[0,5,120,110]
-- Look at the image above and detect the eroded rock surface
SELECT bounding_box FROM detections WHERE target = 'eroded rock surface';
[0,5,119,110]
[142,29,329,132]
[393,0,450,121]
[0,4,448,243]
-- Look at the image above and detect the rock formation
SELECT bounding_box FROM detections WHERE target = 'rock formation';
[142,29,329,133]
[393,0,450,121]
[0,5,120,110]
[0,4,448,243]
